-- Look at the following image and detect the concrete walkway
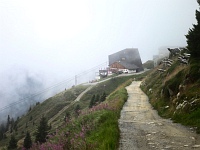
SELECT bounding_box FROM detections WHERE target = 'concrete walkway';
[119,81,200,150]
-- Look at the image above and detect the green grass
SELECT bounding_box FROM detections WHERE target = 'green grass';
[167,61,179,74]
[80,72,150,104]
[141,57,200,133]
[172,108,200,127]
[85,80,131,150]
[189,62,200,83]
[0,72,148,149]
[80,76,133,102]
[163,70,185,98]
[87,111,119,150]
[36,78,132,150]
[0,85,89,148]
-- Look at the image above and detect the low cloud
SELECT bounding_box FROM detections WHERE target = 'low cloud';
[0,67,45,123]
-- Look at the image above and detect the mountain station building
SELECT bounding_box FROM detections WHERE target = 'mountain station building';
[108,48,143,73]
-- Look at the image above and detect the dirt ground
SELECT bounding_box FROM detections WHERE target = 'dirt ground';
[119,81,200,150]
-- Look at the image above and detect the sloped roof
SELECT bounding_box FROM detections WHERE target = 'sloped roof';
[108,48,143,71]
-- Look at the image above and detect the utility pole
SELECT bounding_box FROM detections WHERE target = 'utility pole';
[75,75,77,86]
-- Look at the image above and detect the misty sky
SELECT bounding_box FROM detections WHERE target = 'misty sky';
[0,1,199,110]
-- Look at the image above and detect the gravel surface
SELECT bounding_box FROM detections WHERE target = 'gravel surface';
[119,81,200,150]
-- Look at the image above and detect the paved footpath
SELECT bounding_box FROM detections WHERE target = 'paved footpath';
[119,81,200,150]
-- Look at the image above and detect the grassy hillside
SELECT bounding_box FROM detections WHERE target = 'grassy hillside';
[0,85,89,149]
[141,55,200,133]
[142,60,154,69]
[0,73,148,149]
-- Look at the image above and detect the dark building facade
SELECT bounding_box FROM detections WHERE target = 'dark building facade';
[108,48,144,72]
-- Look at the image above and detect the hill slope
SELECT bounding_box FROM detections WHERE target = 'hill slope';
[141,55,200,133]
[0,84,89,148]
[0,73,148,149]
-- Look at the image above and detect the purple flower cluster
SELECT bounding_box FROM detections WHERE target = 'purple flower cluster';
[25,101,117,149]
[81,103,116,116]
[27,122,92,150]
